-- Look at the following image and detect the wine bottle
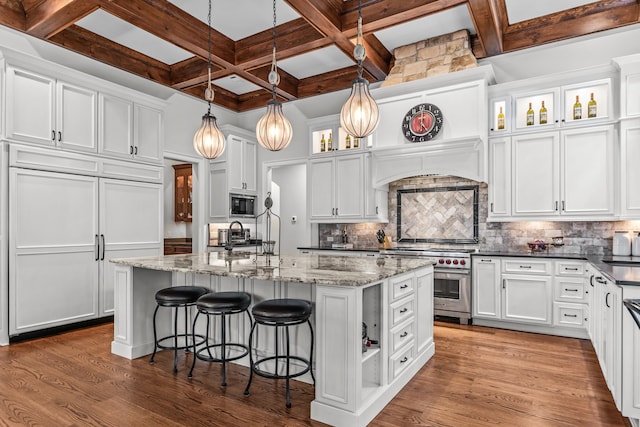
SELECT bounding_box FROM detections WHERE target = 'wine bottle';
[354,137,360,148]
[328,132,333,151]
[497,106,505,130]
[539,100,547,125]
[588,92,597,118]
[345,134,351,149]
[573,95,582,120]
[320,133,326,152]
[526,102,534,126]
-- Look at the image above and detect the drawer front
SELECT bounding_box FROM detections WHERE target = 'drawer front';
[390,273,414,302]
[555,277,587,303]
[389,342,415,382]
[503,259,551,275]
[390,295,415,328]
[555,261,585,276]
[390,319,415,354]
[553,302,587,329]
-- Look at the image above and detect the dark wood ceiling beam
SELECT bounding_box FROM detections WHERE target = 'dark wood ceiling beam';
[49,25,171,84]
[0,1,26,30]
[170,57,225,90]
[502,0,639,52]
[25,0,99,38]
[297,65,372,99]
[466,0,503,57]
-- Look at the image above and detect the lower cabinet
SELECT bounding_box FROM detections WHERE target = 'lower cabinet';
[9,165,161,335]
[502,274,552,324]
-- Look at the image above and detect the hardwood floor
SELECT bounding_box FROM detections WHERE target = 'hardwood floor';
[0,321,630,426]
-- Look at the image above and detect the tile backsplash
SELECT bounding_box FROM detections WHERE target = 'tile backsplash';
[318,176,640,255]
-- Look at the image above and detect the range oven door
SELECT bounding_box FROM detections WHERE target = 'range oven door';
[433,269,471,322]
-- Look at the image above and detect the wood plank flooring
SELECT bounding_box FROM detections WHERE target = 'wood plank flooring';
[0,321,630,426]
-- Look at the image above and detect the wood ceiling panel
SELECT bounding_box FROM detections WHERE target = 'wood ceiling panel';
[2,0,637,112]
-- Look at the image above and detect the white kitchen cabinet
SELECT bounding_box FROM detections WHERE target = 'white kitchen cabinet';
[511,125,615,219]
[502,274,553,325]
[99,93,133,160]
[227,134,257,193]
[207,162,228,221]
[620,118,640,218]
[622,285,640,420]
[363,153,389,222]
[599,275,622,408]
[585,264,598,342]
[0,143,7,345]
[488,137,510,219]
[472,257,501,319]
[132,103,163,164]
[415,268,434,354]
[309,153,364,221]
[6,66,97,152]
[8,166,161,335]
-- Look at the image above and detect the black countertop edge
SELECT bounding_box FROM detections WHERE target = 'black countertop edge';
[472,252,640,286]
[297,246,382,253]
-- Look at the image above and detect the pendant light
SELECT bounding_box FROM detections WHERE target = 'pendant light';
[256,0,293,151]
[193,0,226,159]
[340,0,379,139]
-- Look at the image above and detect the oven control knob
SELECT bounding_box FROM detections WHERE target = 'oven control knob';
[438,259,445,264]
[453,259,459,265]
[445,259,451,264]
[460,259,466,265]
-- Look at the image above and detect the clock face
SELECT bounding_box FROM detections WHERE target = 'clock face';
[402,103,443,142]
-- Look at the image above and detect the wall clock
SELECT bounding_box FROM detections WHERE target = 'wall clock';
[402,103,443,142]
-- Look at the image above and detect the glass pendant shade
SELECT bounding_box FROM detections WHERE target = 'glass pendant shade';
[193,112,226,159]
[256,100,293,151]
[340,77,380,138]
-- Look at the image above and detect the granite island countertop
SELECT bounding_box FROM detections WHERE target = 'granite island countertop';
[111,252,434,287]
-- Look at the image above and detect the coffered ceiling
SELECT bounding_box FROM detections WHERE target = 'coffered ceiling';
[0,0,638,112]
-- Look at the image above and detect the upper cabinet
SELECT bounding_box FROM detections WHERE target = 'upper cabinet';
[6,67,97,152]
[173,164,192,222]
[227,135,257,193]
[3,57,164,165]
[308,115,372,155]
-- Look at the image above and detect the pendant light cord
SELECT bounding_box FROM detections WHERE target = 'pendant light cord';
[269,0,279,101]
[205,0,214,113]
[355,0,365,79]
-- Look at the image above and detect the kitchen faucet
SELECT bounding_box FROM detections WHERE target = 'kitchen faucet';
[225,221,244,252]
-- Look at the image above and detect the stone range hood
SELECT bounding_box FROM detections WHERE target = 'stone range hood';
[367,65,494,188]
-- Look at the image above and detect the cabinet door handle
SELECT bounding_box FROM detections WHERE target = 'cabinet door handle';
[589,275,595,287]
[564,313,578,318]
[376,206,378,214]
[130,146,134,154]
[400,307,408,313]
[565,288,579,292]
[335,208,338,216]
[595,276,606,284]
[605,292,611,308]
[555,201,559,211]
[52,130,56,141]
[101,234,106,261]
[519,265,532,269]
[134,146,138,155]
[502,279,506,289]
[95,234,99,261]
[400,331,408,338]
[562,200,566,211]
[58,131,62,141]
[400,356,408,364]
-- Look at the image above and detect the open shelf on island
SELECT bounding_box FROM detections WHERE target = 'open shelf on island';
[362,345,380,364]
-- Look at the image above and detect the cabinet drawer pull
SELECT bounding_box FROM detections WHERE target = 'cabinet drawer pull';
[564,313,578,318]
[400,331,408,338]
[564,288,579,292]
[399,284,408,289]
[519,265,532,269]
[605,292,611,308]
[400,356,408,364]
[595,276,606,284]
[480,259,492,262]
[400,308,408,314]
[565,267,579,271]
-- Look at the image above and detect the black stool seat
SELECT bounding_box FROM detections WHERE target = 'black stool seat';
[252,299,312,324]
[244,298,315,408]
[150,286,211,373]
[155,286,209,306]
[196,291,251,314]
[189,291,253,387]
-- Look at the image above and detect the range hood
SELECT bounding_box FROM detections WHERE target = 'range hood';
[370,135,485,188]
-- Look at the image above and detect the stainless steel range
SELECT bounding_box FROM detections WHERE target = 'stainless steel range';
[380,247,472,324]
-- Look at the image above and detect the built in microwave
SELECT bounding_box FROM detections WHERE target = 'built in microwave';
[229,193,256,217]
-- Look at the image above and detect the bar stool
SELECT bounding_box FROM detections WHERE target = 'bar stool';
[188,291,253,386]
[150,285,210,373]
[244,298,315,408]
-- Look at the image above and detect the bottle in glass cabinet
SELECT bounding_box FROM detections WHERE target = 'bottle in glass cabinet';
[539,101,547,124]
[497,106,505,130]
[328,132,333,151]
[320,133,326,152]
[573,96,582,120]
[526,103,534,126]
[345,134,351,149]
[354,137,360,148]
[588,93,597,118]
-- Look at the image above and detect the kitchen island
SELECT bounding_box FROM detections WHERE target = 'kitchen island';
[110,252,435,427]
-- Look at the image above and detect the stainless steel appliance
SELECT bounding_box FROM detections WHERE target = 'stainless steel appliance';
[230,193,256,217]
[380,247,472,324]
